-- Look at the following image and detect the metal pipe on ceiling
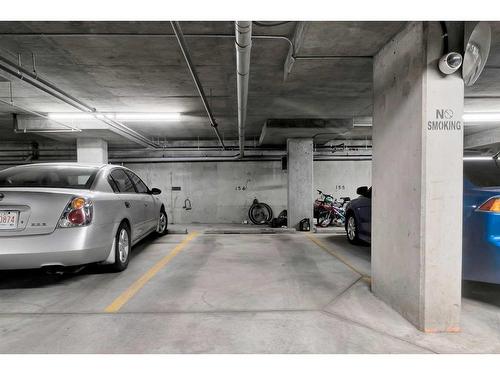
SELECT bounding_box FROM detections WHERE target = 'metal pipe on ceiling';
[0,56,96,113]
[99,117,159,148]
[111,155,243,163]
[0,151,373,165]
[0,98,81,132]
[0,57,160,148]
[0,32,293,49]
[293,56,372,60]
[0,31,373,151]
[235,21,252,159]
[112,154,373,163]
[0,61,89,112]
[0,151,74,157]
[170,21,226,151]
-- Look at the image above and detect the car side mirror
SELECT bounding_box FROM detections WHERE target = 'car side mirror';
[150,188,162,195]
[356,186,369,197]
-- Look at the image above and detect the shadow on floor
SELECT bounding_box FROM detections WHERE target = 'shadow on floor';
[462,280,500,308]
[321,237,500,308]
[321,234,371,259]
[314,235,500,308]
[0,234,158,289]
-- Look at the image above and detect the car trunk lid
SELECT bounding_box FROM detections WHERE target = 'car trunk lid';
[0,188,87,236]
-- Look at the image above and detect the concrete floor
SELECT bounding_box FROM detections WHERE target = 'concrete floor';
[0,225,500,353]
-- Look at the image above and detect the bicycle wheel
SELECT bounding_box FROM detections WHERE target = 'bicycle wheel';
[334,208,346,226]
[317,210,332,227]
[248,202,273,225]
[261,203,273,221]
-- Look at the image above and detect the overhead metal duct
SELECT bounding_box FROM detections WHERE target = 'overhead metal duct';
[235,21,252,158]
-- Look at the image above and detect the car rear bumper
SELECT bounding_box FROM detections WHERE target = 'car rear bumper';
[0,224,114,270]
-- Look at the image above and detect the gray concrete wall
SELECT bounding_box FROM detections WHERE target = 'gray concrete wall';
[314,160,372,200]
[127,161,287,225]
[126,159,371,224]
[372,22,463,332]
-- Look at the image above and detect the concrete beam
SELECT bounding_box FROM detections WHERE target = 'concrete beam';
[15,115,153,148]
[283,22,309,81]
[259,118,353,146]
[465,127,500,149]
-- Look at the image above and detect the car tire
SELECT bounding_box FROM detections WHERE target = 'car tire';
[346,213,361,245]
[156,209,168,236]
[110,222,131,272]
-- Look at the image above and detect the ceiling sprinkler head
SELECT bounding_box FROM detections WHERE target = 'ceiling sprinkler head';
[439,52,463,75]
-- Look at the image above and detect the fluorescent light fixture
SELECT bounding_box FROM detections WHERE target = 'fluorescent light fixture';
[463,113,500,123]
[48,112,181,122]
[48,113,95,120]
[48,113,115,120]
[115,113,181,121]
[463,156,495,161]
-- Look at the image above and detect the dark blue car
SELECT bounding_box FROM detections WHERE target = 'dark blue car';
[345,186,372,245]
[344,157,500,284]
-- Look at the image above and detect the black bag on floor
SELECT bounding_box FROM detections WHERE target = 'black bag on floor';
[270,210,287,228]
[299,218,310,231]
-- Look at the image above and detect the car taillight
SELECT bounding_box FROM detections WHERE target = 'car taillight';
[58,196,93,228]
[477,197,500,213]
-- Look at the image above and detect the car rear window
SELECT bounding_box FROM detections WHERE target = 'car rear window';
[0,165,99,189]
[464,159,500,188]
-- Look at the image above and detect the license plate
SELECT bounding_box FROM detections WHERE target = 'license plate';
[0,210,19,229]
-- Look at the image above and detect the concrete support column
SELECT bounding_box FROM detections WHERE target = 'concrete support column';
[287,138,313,230]
[76,138,108,164]
[372,22,464,332]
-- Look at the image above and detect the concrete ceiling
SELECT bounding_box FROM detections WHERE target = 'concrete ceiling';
[0,21,498,149]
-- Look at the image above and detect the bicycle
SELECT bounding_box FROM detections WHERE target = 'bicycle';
[314,190,350,227]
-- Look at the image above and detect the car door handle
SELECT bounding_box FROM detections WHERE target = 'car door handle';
[125,201,131,208]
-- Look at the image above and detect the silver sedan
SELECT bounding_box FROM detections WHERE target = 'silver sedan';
[0,163,168,271]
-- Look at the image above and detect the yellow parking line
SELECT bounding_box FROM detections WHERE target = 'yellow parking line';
[105,231,199,313]
[306,233,371,282]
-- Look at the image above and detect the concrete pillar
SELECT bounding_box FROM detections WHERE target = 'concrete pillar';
[287,138,313,230]
[76,138,108,164]
[372,22,464,332]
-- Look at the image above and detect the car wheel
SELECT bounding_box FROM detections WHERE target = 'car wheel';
[110,222,131,272]
[156,209,168,236]
[346,214,360,244]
